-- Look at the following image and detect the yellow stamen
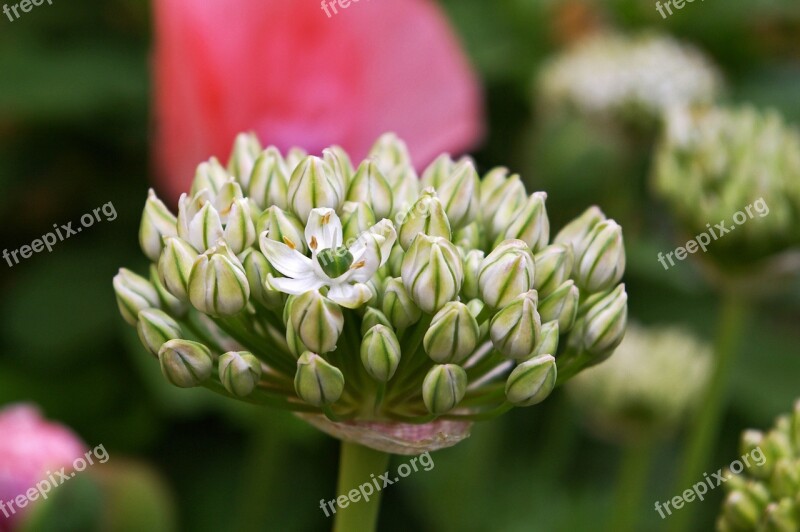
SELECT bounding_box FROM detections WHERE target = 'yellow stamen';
[283,236,296,249]
[351,260,366,270]
[309,236,318,250]
[322,212,331,225]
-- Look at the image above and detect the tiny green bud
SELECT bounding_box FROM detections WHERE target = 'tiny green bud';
[294,352,345,406]
[422,364,468,415]
[158,339,214,388]
[361,307,393,336]
[764,500,798,531]
[290,290,344,354]
[554,206,605,256]
[158,236,198,301]
[720,491,761,530]
[461,249,485,300]
[139,189,177,262]
[478,240,536,309]
[248,148,289,210]
[534,244,574,298]
[287,156,344,221]
[188,242,250,316]
[397,189,452,250]
[532,321,559,358]
[538,280,579,333]
[114,268,161,326]
[347,160,394,220]
[436,159,480,230]
[505,354,557,406]
[340,201,377,243]
[401,234,463,314]
[219,351,262,397]
[361,325,402,382]
[498,192,549,252]
[424,302,480,364]
[191,157,229,196]
[382,277,422,330]
[137,309,182,356]
[574,220,625,293]
[227,132,261,188]
[257,206,308,254]
[489,290,542,360]
[576,284,628,355]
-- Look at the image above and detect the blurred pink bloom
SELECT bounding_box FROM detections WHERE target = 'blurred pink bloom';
[154,0,483,200]
[0,405,85,531]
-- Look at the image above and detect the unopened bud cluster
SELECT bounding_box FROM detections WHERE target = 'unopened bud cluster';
[115,132,629,452]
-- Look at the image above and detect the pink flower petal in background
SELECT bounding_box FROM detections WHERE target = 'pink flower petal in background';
[154,0,483,201]
[0,405,85,531]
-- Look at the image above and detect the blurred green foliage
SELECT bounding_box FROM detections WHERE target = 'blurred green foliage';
[1,0,799,530]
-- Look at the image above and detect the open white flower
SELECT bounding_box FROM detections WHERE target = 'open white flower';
[259,207,396,308]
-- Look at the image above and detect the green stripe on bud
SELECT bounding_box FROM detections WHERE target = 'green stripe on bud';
[158,236,198,301]
[576,284,628,355]
[538,280,579,333]
[191,157,229,196]
[323,146,355,189]
[397,189,452,250]
[188,242,250,316]
[532,321,559,358]
[219,351,262,397]
[177,196,224,252]
[361,325,401,382]
[248,148,289,210]
[480,169,527,241]
[505,354,557,406]
[257,206,307,254]
[421,154,455,189]
[287,156,344,222]
[347,160,394,220]
[222,198,256,254]
[401,234,463,314]
[382,278,422,330]
[139,189,177,262]
[478,240,536,309]
[575,220,625,293]
[113,268,161,326]
[534,244,574,298]
[290,290,344,354]
[158,339,214,388]
[498,192,549,252]
[294,352,345,406]
[422,364,468,415]
[461,249,485,300]
[424,302,480,364]
[437,159,480,230]
[489,290,542,360]
[137,309,182,356]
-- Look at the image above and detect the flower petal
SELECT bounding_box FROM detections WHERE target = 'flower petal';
[267,274,325,295]
[259,233,314,278]
[327,282,373,309]
[345,234,382,283]
[305,208,343,252]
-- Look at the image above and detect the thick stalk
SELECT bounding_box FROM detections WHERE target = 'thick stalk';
[609,434,656,532]
[668,293,747,532]
[332,442,391,532]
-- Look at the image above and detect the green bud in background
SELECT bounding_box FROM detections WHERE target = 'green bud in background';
[489,290,542,360]
[481,170,527,241]
[368,133,413,177]
[188,242,250,316]
[424,302,480,364]
[290,290,344,354]
[532,321,559,358]
[139,189,177,262]
[219,351,262,397]
[382,277,422,330]
[191,157,230,196]
[257,206,308,254]
[764,499,798,531]
[247,148,289,210]
[397,189,452,250]
[461,249,485,301]
[347,160,394,220]
[574,284,628,356]
[554,206,605,257]
[401,234,463,314]
[478,240,536,309]
[421,154,455,189]
[240,248,283,309]
[149,264,188,317]
[284,147,308,172]
[422,364,468,415]
[453,221,484,251]
[361,307,392,336]
[499,192,549,252]
[505,354,557,406]
[538,280,579,333]
[158,236,198,302]
[574,220,625,293]
[436,159,480,230]
[158,339,214,388]
[323,146,355,188]
[720,490,762,530]
[137,309,182,356]
[113,268,161,326]
[227,132,261,188]
[287,156,344,222]
[294,352,345,406]
[360,325,402,382]
[341,201,377,243]
[534,244,574,297]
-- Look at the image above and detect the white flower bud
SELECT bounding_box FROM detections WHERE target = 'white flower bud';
[257,206,307,255]
[176,192,224,252]
[382,278,422,330]
[481,170,527,240]
[424,302,480,364]
[323,146,355,189]
[158,236,198,301]
[219,351,262,397]
[538,280,579,333]
[227,132,261,188]
[248,148,288,210]
[461,249,485,300]
[534,244,574,298]
[287,156,344,221]
[139,189,177,262]
[341,201,377,243]
[499,192,549,252]
[191,157,230,196]
[422,364,468,414]
[158,339,214,388]
[223,198,256,254]
[294,352,344,406]
[553,206,605,257]
[361,325,402,382]
[574,220,625,293]
[137,309,182,356]
[289,290,344,354]
[188,242,250,316]
[505,354,557,406]
[347,160,394,220]
[489,290,542,360]
[397,188,452,250]
[436,159,480,230]
[478,240,536,309]
[401,234,463,314]
[113,268,160,326]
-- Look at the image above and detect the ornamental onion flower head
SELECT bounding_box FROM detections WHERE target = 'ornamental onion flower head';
[568,323,711,442]
[115,132,629,454]
[717,400,800,531]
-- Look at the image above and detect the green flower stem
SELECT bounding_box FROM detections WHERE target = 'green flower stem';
[669,293,747,532]
[609,433,656,532]
[333,442,391,532]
